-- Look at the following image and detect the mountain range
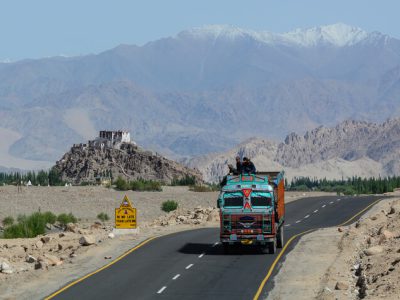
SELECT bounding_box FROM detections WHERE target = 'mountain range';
[1,23,400,169]
[184,118,400,183]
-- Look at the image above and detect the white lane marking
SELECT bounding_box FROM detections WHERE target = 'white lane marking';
[284,224,291,227]
[337,199,341,201]
[304,215,310,219]
[295,220,301,224]
[313,209,318,213]
[330,201,334,204]
[157,286,167,294]
[186,264,194,269]
[212,242,219,247]
[172,274,180,280]
[198,253,205,258]
[322,205,326,208]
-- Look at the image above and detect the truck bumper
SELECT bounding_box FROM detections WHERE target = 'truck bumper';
[220,234,275,245]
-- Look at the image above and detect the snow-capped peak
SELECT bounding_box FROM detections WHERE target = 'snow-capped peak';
[282,23,368,47]
[178,23,383,48]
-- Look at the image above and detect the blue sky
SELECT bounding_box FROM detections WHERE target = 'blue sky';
[1,0,399,61]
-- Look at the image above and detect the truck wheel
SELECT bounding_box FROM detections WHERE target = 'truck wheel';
[268,238,277,254]
[277,225,284,248]
[222,243,230,254]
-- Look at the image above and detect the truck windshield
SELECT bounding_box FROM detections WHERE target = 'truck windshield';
[251,192,272,207]
[223,192,243,207]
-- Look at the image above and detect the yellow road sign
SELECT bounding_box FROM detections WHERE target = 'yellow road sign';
[115,195,137,229]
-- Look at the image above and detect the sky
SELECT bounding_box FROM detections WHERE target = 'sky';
[0,0,399,61]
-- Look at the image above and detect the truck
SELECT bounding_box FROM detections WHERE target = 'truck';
[217,171,285,254]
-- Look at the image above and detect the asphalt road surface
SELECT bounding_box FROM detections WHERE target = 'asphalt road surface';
[48,195,386,300]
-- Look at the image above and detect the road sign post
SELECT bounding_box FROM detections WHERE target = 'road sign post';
[115,195,137,229]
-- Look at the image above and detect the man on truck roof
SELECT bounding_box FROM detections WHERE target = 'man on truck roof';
[242,157,256,174]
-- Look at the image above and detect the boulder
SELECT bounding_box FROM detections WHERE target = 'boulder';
[0,261,13,274]
[25,255,37,263]
[79,235,96,246]
[65,223,78,233]
[177,215,187,222]
[207,210,220,222]
[364,246,384,256]
[35,240,44,249]
[335,281,349,290]
[90,223,102,230]
[44,254,63,266]
[34,259,48,270]
[381,230,396,240]
[41,236,51,244]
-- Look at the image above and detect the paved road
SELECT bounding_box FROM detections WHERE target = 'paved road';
[49,195,385,300]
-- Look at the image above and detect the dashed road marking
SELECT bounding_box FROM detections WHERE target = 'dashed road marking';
[337,199,341,201]
[186,264,194,270]
[304,215,310,219]
[313,209,318,213]
[284,224,291,227]
[198,253,205,258]
[330,201,334,204]
[322,205,326,208]
[157,286,167,294]
[212,242,219,247]
[172,274,180,280]
[295,220,301,224]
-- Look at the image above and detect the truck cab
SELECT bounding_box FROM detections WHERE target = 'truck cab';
[218,172,285,254]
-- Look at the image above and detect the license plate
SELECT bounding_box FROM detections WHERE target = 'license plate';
[241,239,253,245]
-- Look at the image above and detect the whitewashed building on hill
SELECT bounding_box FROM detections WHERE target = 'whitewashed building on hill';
[91,130,136,150]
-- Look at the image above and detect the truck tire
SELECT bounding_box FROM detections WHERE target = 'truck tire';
[277,225,284,248]
[222,243,230,254]
[268,238,277,254]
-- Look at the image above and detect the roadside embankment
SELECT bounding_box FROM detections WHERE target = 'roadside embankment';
[267,196,400,300]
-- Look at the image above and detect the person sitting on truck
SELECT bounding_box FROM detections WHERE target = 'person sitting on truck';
[235,156,242,174]
[242,157,256,174]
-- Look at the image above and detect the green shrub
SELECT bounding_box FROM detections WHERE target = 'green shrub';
[2,216,14,227]
[3,212,46,238]
[171,175,196,186]
[161,200,178,212]
[114,177,162,192]
[43,211,57,224]
[57,213,77,226]
[3,224,26,239]
[97,212,110,222]
[2,211,77,239]
[114,176,130,190]
[131,179,162,191]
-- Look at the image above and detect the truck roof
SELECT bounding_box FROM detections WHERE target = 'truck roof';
[222,171,284,192]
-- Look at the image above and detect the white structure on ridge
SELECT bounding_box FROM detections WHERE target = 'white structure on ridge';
[99,130,131,144]
[91,130,135,150]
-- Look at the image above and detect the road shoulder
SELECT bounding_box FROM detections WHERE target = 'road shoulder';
[266,196,400,300]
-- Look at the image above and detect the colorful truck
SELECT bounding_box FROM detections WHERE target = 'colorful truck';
[218,171,285,254]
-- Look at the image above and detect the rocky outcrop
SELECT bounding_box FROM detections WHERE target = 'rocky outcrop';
[54,142,203,184]
[151,206,219,227]
[186,118,400,182]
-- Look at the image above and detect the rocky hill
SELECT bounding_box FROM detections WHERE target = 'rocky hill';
[185,119,400,182]
[54,142,203,184]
